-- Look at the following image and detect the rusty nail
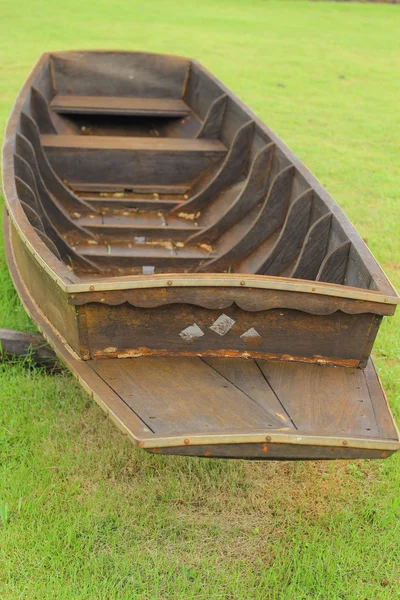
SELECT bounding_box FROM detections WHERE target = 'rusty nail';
[312,287,316,292]
[384,298,388,302]
[184,438,190,445]
[89,286,94,291]
[167,280,173,286]
[266,436,272,442]
[342,440,348,446]
[240,280,246,286]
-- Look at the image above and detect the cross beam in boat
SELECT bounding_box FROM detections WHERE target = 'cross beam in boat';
[50,95,191,117]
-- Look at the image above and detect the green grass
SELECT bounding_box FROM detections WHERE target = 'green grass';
[1,1,400,598]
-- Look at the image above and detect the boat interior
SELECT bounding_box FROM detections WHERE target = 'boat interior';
[13,51,379,289]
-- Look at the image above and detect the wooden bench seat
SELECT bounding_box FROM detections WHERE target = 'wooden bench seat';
[50,95,190,117]
[40,134,226,153]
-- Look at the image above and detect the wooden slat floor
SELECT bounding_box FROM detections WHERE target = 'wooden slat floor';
[89,356,398,442]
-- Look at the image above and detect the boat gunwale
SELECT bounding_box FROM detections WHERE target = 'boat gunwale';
[4,208,399,454]
[2,50,399,307]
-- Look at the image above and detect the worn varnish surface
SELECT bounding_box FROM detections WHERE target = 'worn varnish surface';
[4,50,397,299]
[90,356,396,441]
[89,355,399,459]
[4,210,399,460]
[2,51,399,460]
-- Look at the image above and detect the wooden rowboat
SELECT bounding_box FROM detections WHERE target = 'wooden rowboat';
[3,51,399,460]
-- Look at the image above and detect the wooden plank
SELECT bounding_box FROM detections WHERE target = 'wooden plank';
[70,183,190,195]
[77,243,212,270]
[257,360,380,437]
[50,51,190,98]
[201,165,294,271]
[0,328,60,370]
[248,189,313,275]
[69,285,397,317]
[41,134,226,153]
[82,301,375,367]
[15,153,91,240]
[15,176,97,272]
[188,144,274,244]
[202,357,294,429]
[42,133,226,188]
[364,360,399,440]
[33,227,62,261]
[50,95,190,117]
[155,443,396,461]
[174,121,254,213]
[196,94,227,139]
[9,223,83,354]
[85,197,183,211]
[184,62,224,121]
[5,210,399,460]
[90,357,286,434]
[20,201,44,232]
[79,214,201,242]
[317,241,351,284]
[30,87,57,134]
[19,113,93,213]
[291,213,332,280]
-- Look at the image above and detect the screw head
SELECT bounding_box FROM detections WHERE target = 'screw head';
[167,280,173,286]
[184,438,190,445]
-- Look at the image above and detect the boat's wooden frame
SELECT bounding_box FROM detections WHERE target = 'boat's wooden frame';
[5,210,400,459]
[2,51,399,460]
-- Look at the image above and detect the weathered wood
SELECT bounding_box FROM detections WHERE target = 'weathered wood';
[67,285,396,316]
[81,300,378,367]
[196,94,227,139]
[2,51,399,462]
[0,328,60,370]
[201,165,295,271]
[50,51,190,98]
[50,95,190,117]
[291,213,332,280]
[257,360,379,437]
[76,242,213,272]
[33,227,62,261]
[174,121,254,213]
[9,220,84,354]
[4,210,399,461]
[90,357,288,433]
[153,443,396,461]
[15,151,92,240]
[30,87,57,134]
[15,172,99,272]
[188,143,275,244]
[250,189,313,275]
[85,196,183,212]
[40,134,226,153]
[317,240,351,284]
[43,139,226,188]
[20,201,44,232]
[77,211,201,243]
[202,357,294,428]
[18,114,93,213]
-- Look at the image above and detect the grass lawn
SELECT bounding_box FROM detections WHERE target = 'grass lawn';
[1,1,400,598]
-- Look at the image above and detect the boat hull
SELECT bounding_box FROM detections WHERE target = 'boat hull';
[2,51,399,460]
[5,210,399,461]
